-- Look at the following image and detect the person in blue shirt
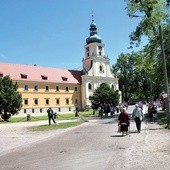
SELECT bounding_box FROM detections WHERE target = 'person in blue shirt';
[132,104,143,133]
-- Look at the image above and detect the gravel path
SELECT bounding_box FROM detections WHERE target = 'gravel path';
[0,116,170,169]
[0,119,79,156]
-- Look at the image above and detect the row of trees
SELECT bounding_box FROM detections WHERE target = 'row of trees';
[112,0,170,102]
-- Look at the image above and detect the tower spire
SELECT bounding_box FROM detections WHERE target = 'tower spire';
[86,13,102,44]
[92,11,94,22]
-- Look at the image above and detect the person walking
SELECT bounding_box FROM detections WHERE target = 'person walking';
[132,104,143,133]
[47,107,56,125]
[118,107,130,136]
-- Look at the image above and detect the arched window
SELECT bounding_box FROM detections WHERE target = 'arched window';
[111,84,114,90]
[99,65,102,72]
[88,83,92,90]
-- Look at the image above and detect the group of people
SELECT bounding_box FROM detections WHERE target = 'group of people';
[118,104,144,136]
[97,103,115,117]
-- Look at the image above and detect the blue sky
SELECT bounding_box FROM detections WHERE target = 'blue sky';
[0,0,143,70]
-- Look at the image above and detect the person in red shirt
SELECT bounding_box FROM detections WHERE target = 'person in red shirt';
[118,107,130,136]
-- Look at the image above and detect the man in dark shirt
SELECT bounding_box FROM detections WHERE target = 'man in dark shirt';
[47,107,56,125]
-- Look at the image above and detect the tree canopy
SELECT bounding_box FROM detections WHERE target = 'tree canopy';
[112,0,170,102]
[0,76,22,121]
[91,83,120,107]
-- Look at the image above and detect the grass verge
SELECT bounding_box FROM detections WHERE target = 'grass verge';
[31,120,84,131]
[0,110,97,124]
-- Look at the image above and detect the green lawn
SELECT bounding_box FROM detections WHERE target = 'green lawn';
[30,120,84,131]
[0,109,98,124]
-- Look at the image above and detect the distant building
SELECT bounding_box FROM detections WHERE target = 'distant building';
[0,17,119,114]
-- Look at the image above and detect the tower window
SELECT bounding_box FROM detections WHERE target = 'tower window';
[75,99,78,104]
[86,47,89,52]
[99,51,102,55]
[88,83,92,90]
[98,46,102,50]
[99,65,102,72]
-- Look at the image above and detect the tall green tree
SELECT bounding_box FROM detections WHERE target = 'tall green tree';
[112,52,143,102]
[125,0,170,98]
[126,0,168,47]
[91,83,120,107]
[0,76,22,121]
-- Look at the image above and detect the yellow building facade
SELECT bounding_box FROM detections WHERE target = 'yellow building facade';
[0,62,82,115]
[17,81,82,114]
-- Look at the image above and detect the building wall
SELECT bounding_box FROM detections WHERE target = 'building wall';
[17,81,82,114]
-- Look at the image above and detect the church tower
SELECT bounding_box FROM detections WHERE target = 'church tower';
[81,16,119,108]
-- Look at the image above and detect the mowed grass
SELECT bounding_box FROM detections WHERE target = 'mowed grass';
[0,109,97,124]
[31,120,84,131]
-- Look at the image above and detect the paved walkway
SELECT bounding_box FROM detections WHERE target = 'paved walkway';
[0,119,80,156]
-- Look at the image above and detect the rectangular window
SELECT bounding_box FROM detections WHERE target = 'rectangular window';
[24,109,27,113]
[32,109,34,113]
[74,86,78,91]
[34,85,38,91]
[66,86,69,92]
[24,85,28,91]
[56,86,59,91]
[40,108,42,113]
[69,107,71,111]
[56,98,60,105]
[66,98,69,105]
[45,86,49,91]
[58,108,61,112]
[34,99,38,105]
[45,99,49,105]
[24,99,28,105]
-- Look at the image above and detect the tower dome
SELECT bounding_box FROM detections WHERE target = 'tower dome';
[86,17,102,44]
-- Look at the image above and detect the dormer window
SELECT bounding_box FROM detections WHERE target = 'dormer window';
[21,74,27,79]
[41,75,48,80]
[62,77,68,81]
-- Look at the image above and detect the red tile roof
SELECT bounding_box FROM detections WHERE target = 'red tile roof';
[0,62,83,84]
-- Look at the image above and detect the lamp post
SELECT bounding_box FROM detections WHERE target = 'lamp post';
[159,25,170,128]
